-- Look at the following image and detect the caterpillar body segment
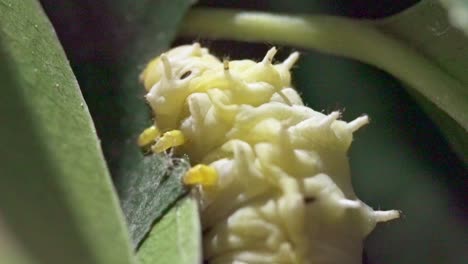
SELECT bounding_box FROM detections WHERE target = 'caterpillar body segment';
[151,129,186,154]
[140,43,399,264]
[184,164,219,187]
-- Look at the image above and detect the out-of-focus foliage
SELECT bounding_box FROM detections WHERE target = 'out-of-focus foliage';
[377,0,468,161]
[440,0,468,35]
[0,220,35,264]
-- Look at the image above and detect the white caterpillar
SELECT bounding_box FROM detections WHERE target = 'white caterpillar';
[139,43,399,264]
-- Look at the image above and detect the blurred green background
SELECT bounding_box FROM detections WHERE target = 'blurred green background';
[38,0,467,263]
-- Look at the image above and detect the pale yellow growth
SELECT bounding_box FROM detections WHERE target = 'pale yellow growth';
[140,43,220,92]
[183,164,219,187]
[137,125,161,147]
[139,43,399,264]
[151,130,185,153]
[140,56,162,91]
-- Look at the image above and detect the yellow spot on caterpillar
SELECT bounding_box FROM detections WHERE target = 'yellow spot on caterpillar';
[151,130,185,153]
[137,125,161,147]
[183,164,218,187]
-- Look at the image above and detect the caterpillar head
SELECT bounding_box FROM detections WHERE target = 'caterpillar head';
[140,43,219,91]
[141,44,301,131]
[141,43,220,129]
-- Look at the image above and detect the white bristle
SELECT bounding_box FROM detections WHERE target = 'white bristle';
[373,210,400,222]
[319,111,340,128]
[160,54,173,80]
[347,115,369,132]
[338,199,361,208]
[282,51,300,70]
[262,47,277,64]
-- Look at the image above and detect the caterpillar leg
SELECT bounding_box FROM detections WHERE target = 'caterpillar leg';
[151,129,186,153]
[138,125,161,147]
[183,164,218,187]
[139,127,218,187]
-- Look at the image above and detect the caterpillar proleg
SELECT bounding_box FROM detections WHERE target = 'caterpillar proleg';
[139,43,399,264]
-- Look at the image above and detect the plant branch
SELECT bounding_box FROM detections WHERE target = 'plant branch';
[179,8,468,131]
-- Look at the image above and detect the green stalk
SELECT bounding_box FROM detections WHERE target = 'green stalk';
[179,8,468,131]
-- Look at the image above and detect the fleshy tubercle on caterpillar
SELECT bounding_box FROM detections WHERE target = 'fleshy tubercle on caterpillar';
[139,43,400,264]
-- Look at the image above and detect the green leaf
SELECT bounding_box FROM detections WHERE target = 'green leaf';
[0,1,135,264]
[105,0,196,248]
[376,0,468,161]
[179,1,468,160]
[39,0,196,250]
[405,89,468,162]
[120,155,190,247]
[0,219,36,264]
[138,197,202,264]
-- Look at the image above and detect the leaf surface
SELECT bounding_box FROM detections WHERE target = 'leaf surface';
[0,1,135,263]
[440,0,468,35]
[377,0,468,160]
[107,0,197,248]
[138,197,202,264]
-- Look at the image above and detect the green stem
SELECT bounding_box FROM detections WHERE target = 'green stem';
[180,8,468,131]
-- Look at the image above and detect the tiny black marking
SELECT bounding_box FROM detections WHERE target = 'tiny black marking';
[180,71,191,79]
[304,197,316,204]
[223,59,229,71]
